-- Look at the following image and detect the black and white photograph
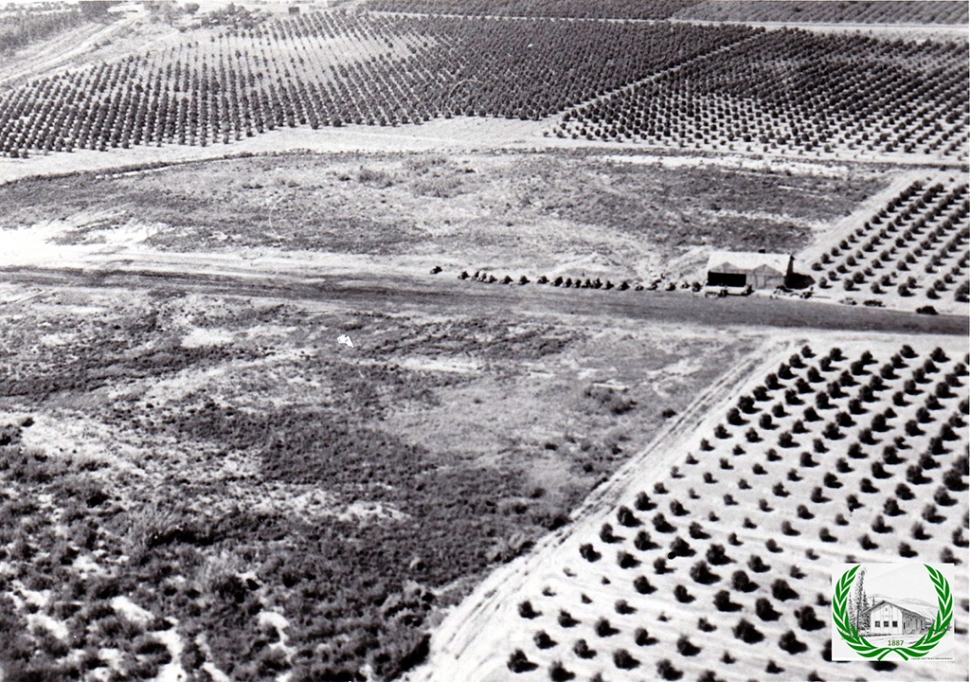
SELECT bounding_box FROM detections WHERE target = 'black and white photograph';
[0,1,967,681]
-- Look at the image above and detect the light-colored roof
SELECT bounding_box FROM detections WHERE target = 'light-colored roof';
[865,597,937,622]
[706,250,792,273]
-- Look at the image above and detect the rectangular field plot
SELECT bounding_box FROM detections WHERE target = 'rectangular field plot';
[421,337,969,682]
[811,179,969,313]
[554,30,968,163]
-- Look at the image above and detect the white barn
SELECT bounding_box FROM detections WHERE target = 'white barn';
[863,598,936,636]
[706,251,793,289]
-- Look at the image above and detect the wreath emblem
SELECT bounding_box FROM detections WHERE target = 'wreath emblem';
[833,564,952,660]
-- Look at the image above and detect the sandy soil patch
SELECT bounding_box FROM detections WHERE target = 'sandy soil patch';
[26,612,68,641]
[181,327,235,349]
[154,629,187,682]
[111,595,154,624]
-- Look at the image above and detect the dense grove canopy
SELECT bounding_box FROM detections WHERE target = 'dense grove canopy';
[555,29,969,159]
[0,5,85,53]
[0,11,749,157]
[362,0,968,24]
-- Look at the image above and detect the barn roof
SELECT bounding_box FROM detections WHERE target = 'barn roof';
[864,597,937,622]
[706,251,792,274]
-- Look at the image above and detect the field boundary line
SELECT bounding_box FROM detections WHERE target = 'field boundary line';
[795,168,941,268]
[668,17,970,37]
[554,32,764,131]
[409,338,793,681]
[368,10,664,24]
[368,11,969,35]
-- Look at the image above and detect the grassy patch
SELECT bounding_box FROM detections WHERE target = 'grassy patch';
[0,150,885,269]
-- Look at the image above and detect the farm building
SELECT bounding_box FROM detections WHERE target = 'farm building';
[706,250,793,289]
[862,599,936,636]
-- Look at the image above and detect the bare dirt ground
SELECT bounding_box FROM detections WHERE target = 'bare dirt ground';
[0,280,763,680]
[0,147,886,287]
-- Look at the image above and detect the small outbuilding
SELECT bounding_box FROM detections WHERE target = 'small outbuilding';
[706,250,793,289]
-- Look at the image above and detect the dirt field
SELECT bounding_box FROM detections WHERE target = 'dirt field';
[0,148,885,283]
[0,281,764,681]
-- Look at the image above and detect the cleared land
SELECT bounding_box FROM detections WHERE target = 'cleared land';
[0,149,885,282]
[0,281,764,681]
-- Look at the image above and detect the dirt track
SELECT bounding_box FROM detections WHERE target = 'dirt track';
[0,13,144,87]
[407,338,779,681]
[1,265,966,336]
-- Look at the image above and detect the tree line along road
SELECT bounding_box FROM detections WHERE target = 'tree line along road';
[1,265,966,337]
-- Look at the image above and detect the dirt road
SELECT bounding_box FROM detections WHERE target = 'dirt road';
[1,264,965,336]
[0,13,144,87]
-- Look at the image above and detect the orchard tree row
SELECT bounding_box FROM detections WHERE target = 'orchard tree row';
[0,10,751,157]
[2,10,965,161]
[676,0,968,24]
[491,341,969,682]
[0,5,85,53]
[363,0,968,24]
[362,0,701,20]
[813,180,969,309]
[554,29,969,161]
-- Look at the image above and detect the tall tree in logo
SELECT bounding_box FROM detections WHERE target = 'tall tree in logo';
[848,594,856,633]
[853,567,869,634]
